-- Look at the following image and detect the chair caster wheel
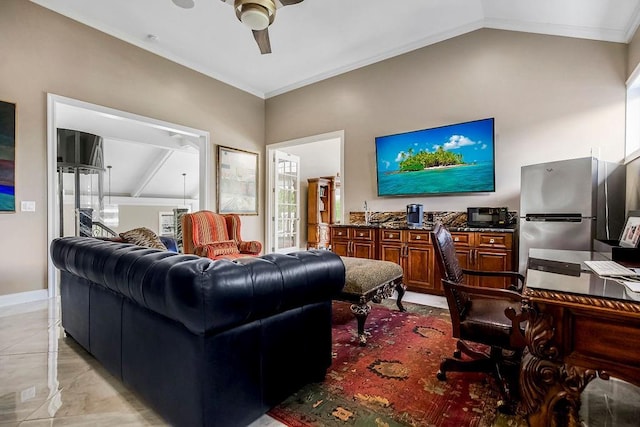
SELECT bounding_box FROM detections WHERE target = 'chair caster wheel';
[453,349,462,359]
[436,370,446,381]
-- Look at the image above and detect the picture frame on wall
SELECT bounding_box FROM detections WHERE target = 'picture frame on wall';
[0,100,16,212]
[619,215,640,248]
[159,211,175,236]
[217,145,258,215]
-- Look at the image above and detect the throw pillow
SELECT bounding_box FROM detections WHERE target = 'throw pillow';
[119,227,167,250]
[195,240,240,257]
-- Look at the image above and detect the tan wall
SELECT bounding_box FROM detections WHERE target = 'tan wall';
[628,27,640,78]
[266,29,627,218]
[0,0,264,296]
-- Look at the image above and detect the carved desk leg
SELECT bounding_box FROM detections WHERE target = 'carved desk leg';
[350,302,371,346]
[521,304,598,427]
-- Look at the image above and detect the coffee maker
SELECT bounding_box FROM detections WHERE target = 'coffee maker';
[406,204,423,228]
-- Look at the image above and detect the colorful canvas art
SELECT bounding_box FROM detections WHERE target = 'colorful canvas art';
[0,101,16,212]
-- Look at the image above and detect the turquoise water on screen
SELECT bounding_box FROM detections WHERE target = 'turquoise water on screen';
[377,162,494,196]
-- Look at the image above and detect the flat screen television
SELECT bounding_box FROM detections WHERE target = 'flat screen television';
[375,118,495,196]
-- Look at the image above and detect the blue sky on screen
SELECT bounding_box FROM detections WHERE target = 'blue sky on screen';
[376,118,494,172]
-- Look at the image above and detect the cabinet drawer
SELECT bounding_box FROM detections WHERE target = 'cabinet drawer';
[407,230,430,244]
[380,229,402,242]
[331,228,349,240]
[476,233,512,249]
[451,232,473,247]
[352,228,374,240]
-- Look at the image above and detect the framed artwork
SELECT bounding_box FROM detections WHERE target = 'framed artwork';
[620,215,640,248]
[0,100,16,212]
[159,211,175,236]
[217,145,258,215]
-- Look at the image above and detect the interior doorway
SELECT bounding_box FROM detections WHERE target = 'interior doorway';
[46,94,211,297]
[265,130,344,254]
[272,150,301,253]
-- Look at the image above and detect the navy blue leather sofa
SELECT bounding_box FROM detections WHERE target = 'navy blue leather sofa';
[50,236,345,427]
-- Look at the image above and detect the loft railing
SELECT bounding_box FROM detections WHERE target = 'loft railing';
[92,221,117,238]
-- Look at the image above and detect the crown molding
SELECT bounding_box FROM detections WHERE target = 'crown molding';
[484,17,628,43]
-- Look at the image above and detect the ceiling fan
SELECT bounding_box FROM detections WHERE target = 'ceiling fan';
[171,0,305,54]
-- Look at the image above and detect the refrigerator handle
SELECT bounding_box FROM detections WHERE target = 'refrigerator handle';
[525,214,583,222]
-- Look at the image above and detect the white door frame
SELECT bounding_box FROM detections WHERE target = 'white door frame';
[46,94,211,298]
[265,130,345,254]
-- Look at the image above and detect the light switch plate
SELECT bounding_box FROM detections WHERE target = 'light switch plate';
[21,201,36,212]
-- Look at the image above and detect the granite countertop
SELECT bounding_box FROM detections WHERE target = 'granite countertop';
[331,223,517,233]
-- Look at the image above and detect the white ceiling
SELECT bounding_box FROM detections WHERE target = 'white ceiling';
[31,0,640,99]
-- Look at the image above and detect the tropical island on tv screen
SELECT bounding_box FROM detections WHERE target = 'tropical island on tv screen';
[375,118,495,196]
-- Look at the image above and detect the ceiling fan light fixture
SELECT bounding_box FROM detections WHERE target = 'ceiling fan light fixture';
[234,0,275,31]
[240,5,269,30]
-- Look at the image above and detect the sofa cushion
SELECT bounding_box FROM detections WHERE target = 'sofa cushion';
[120,227,167,250]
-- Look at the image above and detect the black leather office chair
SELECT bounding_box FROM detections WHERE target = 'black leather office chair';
[431,222,527,413]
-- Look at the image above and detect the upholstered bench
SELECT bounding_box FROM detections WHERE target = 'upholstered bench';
[337,257,406,346]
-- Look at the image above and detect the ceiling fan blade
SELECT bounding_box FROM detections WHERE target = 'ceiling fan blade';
[172,0,195,8]
[279,0,304,5]
[252,29,272,54]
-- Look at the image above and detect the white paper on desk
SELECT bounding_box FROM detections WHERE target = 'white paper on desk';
[622,281,640,293]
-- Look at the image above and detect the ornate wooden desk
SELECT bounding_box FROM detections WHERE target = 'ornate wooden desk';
[520,249,640,427]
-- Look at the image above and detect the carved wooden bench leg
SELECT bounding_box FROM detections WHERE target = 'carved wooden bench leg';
[350,302,372,346]
[395,281,407,312]
[339,257,404,346]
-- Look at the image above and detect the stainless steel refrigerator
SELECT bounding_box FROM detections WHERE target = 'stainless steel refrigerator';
[518,157,626,274]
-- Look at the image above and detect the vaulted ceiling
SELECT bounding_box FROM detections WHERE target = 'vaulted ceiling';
[56,103,201,206]
[37,0,640,205]
[31,0,640,99]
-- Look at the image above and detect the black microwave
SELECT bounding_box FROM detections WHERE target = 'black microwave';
[467,207,509,228]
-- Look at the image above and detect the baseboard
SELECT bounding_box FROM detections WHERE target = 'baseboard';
[0,289,49,308]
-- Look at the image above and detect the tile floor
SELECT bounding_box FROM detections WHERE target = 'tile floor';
[0,296,287,427]
[1,292,638,426]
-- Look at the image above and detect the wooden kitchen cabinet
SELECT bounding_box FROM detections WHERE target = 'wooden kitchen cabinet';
[333,225,515,294]
[330,226,376,259]
[449,231,515,289]
[380,229,436,294]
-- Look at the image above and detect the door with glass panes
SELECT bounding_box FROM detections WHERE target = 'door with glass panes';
[273,150,301,253]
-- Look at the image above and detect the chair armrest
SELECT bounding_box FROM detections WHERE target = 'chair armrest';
[442,279,523,303]
[461,268,525,292]
[238,240,262,255]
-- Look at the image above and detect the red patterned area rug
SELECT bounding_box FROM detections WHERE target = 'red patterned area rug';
[268,301,527,427]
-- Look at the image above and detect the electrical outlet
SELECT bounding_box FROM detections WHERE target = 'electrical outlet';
[21,201,36,212]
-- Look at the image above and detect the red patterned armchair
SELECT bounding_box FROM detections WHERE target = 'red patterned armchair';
[181,210,262,260]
